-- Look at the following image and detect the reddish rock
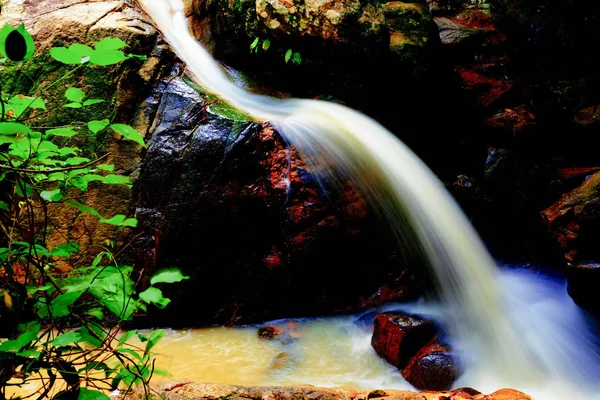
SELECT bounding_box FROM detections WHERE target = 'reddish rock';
[480,389,534,400]
[541,171,600,263]
[484,105,536,136]
[556,167,600,182]
[435,9,505,46]
[574,105,600,126]
[401,335,458,391]
[457,68,512,107]
[371,313,438,369]
[566,262,600,313]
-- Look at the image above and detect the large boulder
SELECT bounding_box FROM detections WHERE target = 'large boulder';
[130,67,420,327]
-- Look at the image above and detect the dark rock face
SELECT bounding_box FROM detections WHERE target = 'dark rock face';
[371,312,458,390]
[566,262,600,313]
[130,66,420,327]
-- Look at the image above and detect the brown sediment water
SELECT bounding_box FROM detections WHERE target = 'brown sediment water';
[147,318,410,390]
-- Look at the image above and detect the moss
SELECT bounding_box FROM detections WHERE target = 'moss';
[1,51,131,156]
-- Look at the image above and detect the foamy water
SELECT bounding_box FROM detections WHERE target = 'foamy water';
[137,1,600,397]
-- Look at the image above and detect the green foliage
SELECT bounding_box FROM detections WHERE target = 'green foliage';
[0,25,185,399]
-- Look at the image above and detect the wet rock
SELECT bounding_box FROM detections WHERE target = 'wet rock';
[258,321,303,344]
[371,312,438,369]
[457,68,512,107]
[574,105,600,127]
[541,171,600,263]
[258,326,283,340]
[131,67,416,327]
[484,105,536,137]
[566,262,600,313]
[401,335,458,391]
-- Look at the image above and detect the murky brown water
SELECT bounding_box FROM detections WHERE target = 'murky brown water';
[148,317,410,390]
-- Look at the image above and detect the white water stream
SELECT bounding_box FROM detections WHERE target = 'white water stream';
[137,1,600,398]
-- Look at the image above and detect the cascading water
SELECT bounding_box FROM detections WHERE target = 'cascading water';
[137,1,600,398]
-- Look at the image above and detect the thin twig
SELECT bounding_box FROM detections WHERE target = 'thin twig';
[0,153,111,173]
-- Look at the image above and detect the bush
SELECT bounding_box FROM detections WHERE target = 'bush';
[0,23,185,399]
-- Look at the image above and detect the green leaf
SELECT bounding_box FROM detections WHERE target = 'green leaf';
[151,268,189,285]
[110,124,145,147]
[6,95,46,118]
[64,102,82,109]
[88,119,110,134]
[292,51,302,65]
[101,174,130,185]
[50,46,84,64]
[116,347,143,361]
[66,87,85,103]
[65,157,91,166]
[0,201,9,211]
[0,24,34,61]
[0,121,32,135]
[40,188,63,202]
[0,323,40,352]
[66,201,102,218]
[52,331,82,347]
[77,326,102,347]
[51,291,83,317]
[17,349,41,360]
[262,39,271,51]
[38,140,60,153]
[59,147,80,157]
[51,242,79,258]
[46,127,79,138]
[250,37,259,50]
[83,99,105,106]
[145,329,166,352]
[78,388,111,400]
[100,214,138,227]
[89,49,128,66]
[96,164,114,172]
[117,330,138,347]
[285,48,293,63]
[68,43,94,57]
[86,308,104,320]
[139,287,170,309]
[95,37,128,51]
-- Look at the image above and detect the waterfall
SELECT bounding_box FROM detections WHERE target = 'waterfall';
[137,0,600,397]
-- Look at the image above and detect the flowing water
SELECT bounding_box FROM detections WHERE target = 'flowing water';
[137,1,600,398]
